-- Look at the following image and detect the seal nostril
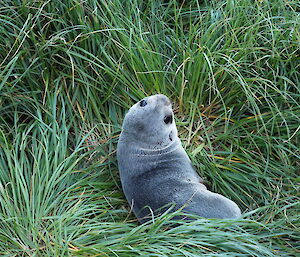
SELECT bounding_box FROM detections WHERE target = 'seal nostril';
[164,114,173,124]
[139,100,147,107]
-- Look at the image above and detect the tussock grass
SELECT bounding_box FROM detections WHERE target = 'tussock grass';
[0,0,299,256]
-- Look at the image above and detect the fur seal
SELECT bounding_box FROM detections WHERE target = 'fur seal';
[117,94,241,223]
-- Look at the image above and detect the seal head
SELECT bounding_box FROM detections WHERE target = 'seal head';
[120,94,176,149]
[117,94,241,222]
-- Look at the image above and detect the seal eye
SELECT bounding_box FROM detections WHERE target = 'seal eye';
[139,100,147,107]
[164,114,173,124]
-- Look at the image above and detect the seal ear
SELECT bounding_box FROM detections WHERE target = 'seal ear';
[169,131,173,141]
[137,123,145,131]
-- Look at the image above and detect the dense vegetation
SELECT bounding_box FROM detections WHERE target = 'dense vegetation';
[0,0,299,256]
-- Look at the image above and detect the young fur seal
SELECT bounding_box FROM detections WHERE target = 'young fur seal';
[117,94,241,223]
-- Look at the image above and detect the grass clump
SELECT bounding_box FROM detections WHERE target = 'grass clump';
[0,0,299,256]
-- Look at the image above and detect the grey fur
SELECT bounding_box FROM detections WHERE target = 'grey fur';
[117,94,241,222]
